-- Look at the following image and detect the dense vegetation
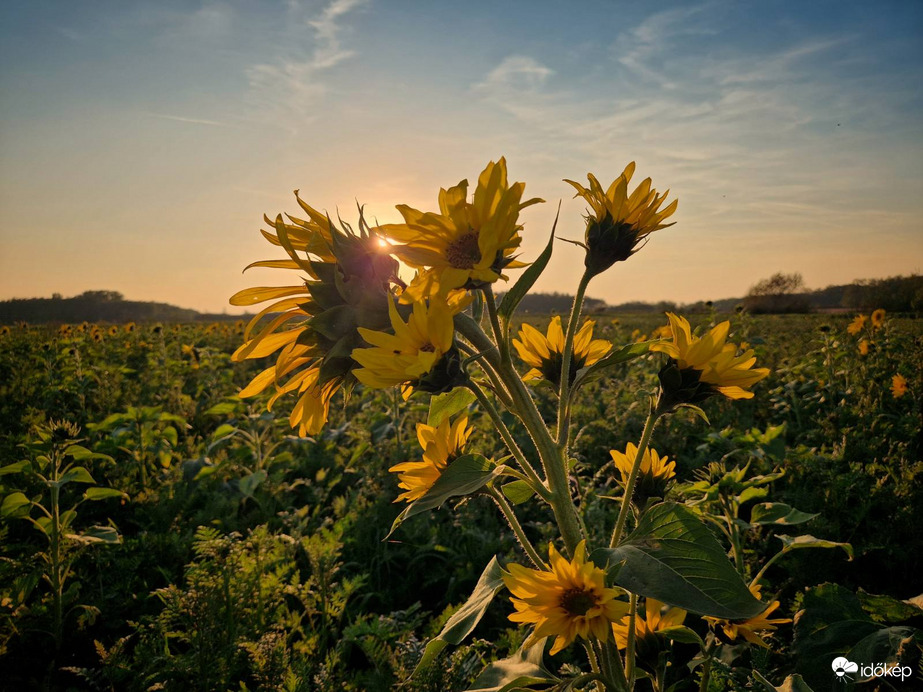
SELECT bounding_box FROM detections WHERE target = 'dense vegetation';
[0,311,921,690]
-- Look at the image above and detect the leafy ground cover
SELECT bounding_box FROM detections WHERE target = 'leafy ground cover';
[0,312,920,691]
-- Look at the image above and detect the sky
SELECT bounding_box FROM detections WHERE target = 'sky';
[1,0,922,314]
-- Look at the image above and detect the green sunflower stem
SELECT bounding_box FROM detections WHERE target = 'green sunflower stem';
[625,592,638,688]
[610,405,662,548]
[484,288,509,363]
[602,639,630,691]
[456,314,584,555]
[487,485,544,569]
[557,270,591,445]
[467,382,547,498]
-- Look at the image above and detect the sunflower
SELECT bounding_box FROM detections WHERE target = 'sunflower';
[858,339,870,356]
[847,314,867,335]
[565,163,678,277]
[612,597,686,668]
[651,313,769,408]
[610,443,675,502]
[891,374,908,398]
[351,294,468,396]
[871,308,886,329]
[704,584,790,648]
[390,416,472,502]
[513,316,611,390]
[379,158,543,300]
[231,193,400,436]
[504,541,628,655]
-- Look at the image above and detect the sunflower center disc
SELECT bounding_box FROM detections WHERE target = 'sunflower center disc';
[560,588,596,616]
[445,231,482,269]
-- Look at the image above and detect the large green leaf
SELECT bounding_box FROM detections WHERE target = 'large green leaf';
[498,211,558,321]
[467,639,556,692]
[389,454,501,536]
[593,502,765,619]
[427,387,475,428]
[572,342,652,390]
[413,557,504,675]
[57,466,96,486]
[1,492,31,517]
[750,503,818,526]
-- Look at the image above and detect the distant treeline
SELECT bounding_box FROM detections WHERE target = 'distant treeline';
[3,276,921,324]
[0,291,202,324]
[494,292,608,314]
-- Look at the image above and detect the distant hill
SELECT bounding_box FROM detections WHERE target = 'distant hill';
[0,290,230,324]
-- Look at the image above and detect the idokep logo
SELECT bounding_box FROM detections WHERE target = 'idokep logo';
[831,657,858,682]
[831,656,914,684]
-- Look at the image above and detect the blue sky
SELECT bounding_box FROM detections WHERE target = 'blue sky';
[1,0,921,313]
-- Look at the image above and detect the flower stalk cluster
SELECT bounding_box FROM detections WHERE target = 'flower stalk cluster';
[231,158,784,691]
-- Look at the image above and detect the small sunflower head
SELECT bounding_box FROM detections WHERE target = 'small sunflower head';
[651,313,769,411]
[610,443,676,504]
[513,316,610,390]
[871,308,886,329]
[891,374,908,398]
[503,541,628,655]
[612,598,686,669]
[351,295,469,397]
[565,163,677,278]
[704,584,791,648]
[389,416,471,502]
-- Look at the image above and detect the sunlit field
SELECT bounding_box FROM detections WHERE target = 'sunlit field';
[1,306,920,690]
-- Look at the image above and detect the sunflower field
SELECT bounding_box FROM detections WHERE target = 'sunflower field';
[1,160,922,691]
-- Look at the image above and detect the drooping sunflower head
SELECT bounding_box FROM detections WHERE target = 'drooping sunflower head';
[504,541,628,656]
[231,194,402,436]
[612,597,686,668]
[351,294,468,397]
[389,415,472,503]
[704,584,790,648]
[380,158,543,300]
[651,313,769,410]
[565,163,678,278]
[610,443,676,503]
[513,316,611,390]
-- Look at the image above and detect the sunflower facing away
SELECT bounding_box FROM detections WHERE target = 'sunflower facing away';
[504,541,628,655]
[565,162,678,277]
[231,194,399,436]
[610,442,676,502]
[351,294,468,397]
[380,158,543,300]
[513,316,611,390]
[390,416,472,503]
[704,584,790,648]
[651,313,769,407]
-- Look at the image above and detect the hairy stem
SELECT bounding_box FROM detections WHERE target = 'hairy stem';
[557,270,591,445]
[487,486,544,568]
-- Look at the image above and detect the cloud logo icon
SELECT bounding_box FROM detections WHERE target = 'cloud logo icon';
[831,657,859,679]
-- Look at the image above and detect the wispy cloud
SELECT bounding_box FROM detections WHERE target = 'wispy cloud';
[144,112,232,128]
[244,0,369,131]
